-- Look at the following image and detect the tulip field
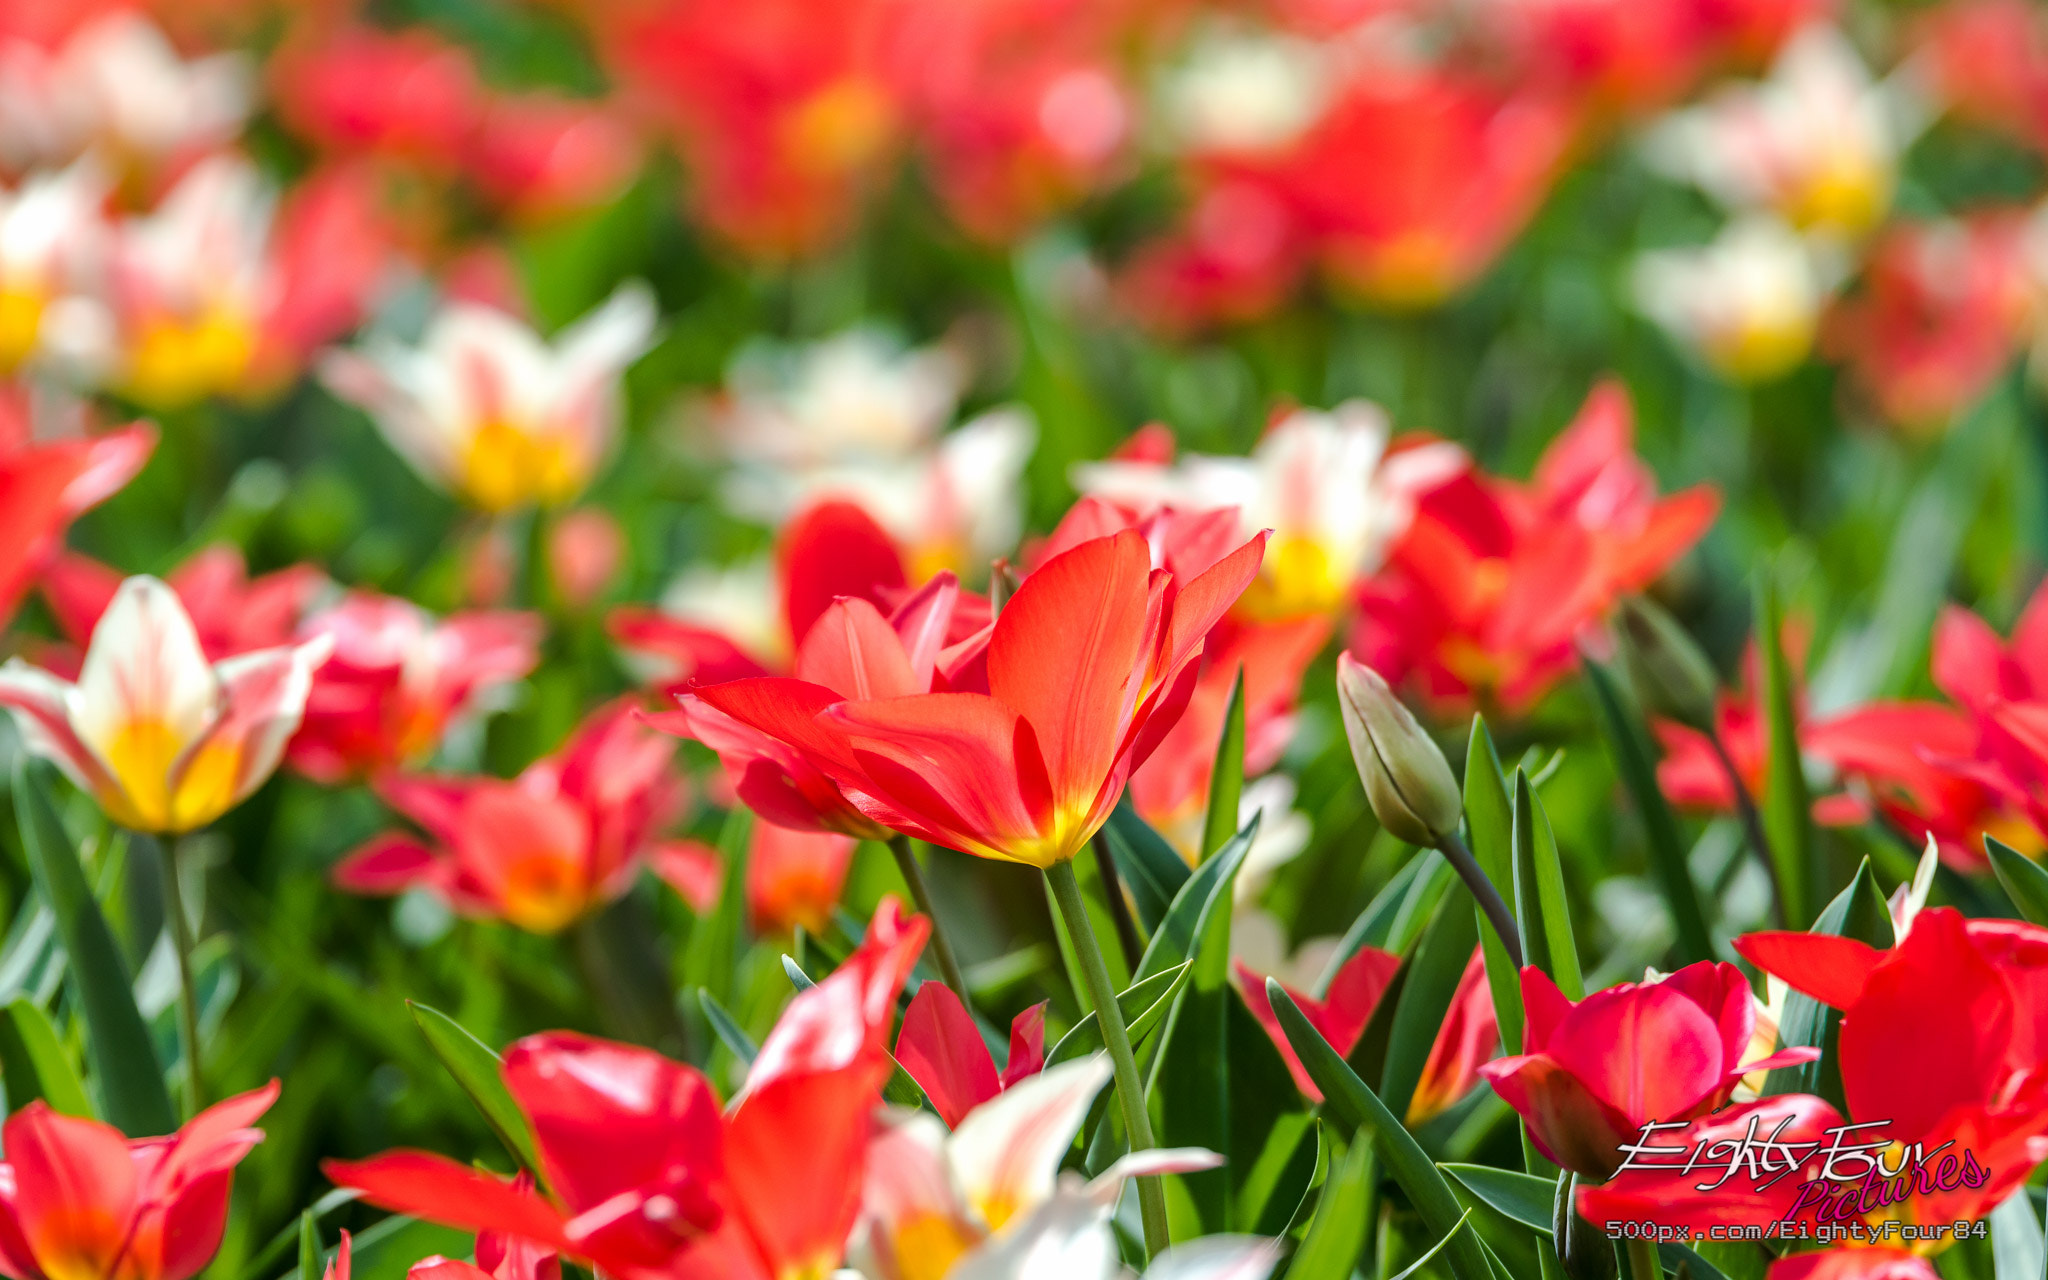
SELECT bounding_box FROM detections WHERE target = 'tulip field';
[6,2,2048,1280]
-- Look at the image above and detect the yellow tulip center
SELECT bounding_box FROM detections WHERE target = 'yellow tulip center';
[1704,304,1815,385]
[126,306,257,407]
[0,286,47,370]
[99,718,242,834]
[1237,533,1347,620]
[890,1212,981,1280]
[784,78,895,176]
[459,418,584,513]
[1785,155,1889,240]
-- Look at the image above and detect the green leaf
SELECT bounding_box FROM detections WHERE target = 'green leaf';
[1512,773,1583,1000]
[1582,657,1714,964]
[1283,1134,1375,1280]
[1045,960,1190,1066]
[1319,852,1449,993]
[1201,667,1247,862]
[1763,859,1892,1107]
[1379,886,1480,1123]
[13,761,175,1137]
[1390,1210,1478,1280]
[1991,1159,2046,1280]
[1756,572,1816,928]
[1134,816,1256,981]
[1464,717,1523,1054]
[697,988,760,1065]
[1442,1164,1555,1235]
[0,996,94,1118]
[1988,836,2048,926]
[235,1190,354,1280]
[683,806,753,1004]
[408,1001,541,1174]
[1102,798,1193,934]
[297,1212,322,1280]
[1266,979,1491,1280]
[339,1215,472,1280]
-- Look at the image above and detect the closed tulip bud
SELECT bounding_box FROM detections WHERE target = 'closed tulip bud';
[1615,595,1719,732]
[1336,651,1461,847]
[1555,1173,1619,1280]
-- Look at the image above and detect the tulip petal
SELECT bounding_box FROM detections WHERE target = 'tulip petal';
[323,1153,572,1249]
[853,1110,979,1280]
[1768,1248,1940,1280]
[988,531,1154,815]
[0,660,122,802]
[1541,983,1726,1125]
[725,1059,892,1278]
[747,899,928,1095]
[1574,1094,1847,1231]
[949,1057,1114,1232]
[1731,932,1885,1010]
[169,637,330,829]
[499,1032,724,1219]
[1477,1053,1641,1179]
[72,575,220,759]
[6,1105,140,1280]
[1000,1002,1048,1089]
[794,599,920,701]
[888,571,961,691]
[780,500,905,651]
[1159,532,1269,682]
[895,982,1001,1128]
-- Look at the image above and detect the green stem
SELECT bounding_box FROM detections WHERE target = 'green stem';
[1625,1235,1662,1280]
[1090,836,1144,971]
[1044,858,1169,1259]
[888,836,972,1004]
[1706,729,1788,927]
[1436,831,1524,969]
[157,836,204,1118]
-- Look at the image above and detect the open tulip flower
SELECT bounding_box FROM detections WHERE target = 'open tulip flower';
[286,591,541,783]
[332,701,703,933]
[1238,942,1496,1123]
[0,575,331,833]
[321,282,657,513]
[39,544,326,668]
[893,980,1046,1127]
[328,901,927,1280]
[850,1057,1225,1280]
[0,1082,279,1280]
[1479,961,1818,1179]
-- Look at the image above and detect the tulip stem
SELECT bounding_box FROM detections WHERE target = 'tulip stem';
[1625,1236,1663,1280]
[1045,857,1170,1259]
[1090,836,1145,971]
[888,836,972,1004]
[1435,831,1524,969]
[155,835,205,1118]
[1704,730,1788,927]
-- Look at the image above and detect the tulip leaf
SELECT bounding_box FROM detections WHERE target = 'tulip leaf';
[298,1211,322,1280]
[0,996,94,1119]
[1280,1121,1335,1240]
[697,988,759,1065]
[1319,851,1449,993]
[1756,572,1816,928]
[1379,885,1479,1123]
[683,805,753,1005]
[1390,1210,1479,1280]
[1987,836,2048,926]
[1046,960,1189,1066]
[1235,1110,1319,1235]
[782,954,816,991]
[235,1190,354,1280]
[1266,979,1492,1280]
[1442,1163,1555,1234]
[1102,798,1192,933]
[1145,818,1255,1230]
[339,1213,472,1280]
[1582,656,1714,964]
[1762,858,1892,1107]
[1990,1168,2045,1280]
[1201,667,1247,863]
[1283,1132,1375,1280]
[408,1001,542,1175]
[1464,716,1523,1054]
[13,761,176,1137]
[1512,773,1583,1000]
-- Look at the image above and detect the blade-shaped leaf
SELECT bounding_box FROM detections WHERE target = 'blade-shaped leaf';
[1762,858,1892,1107]
[1380,886,1480,1123]
[1988,836,2048,926]
[1756,572,1816,928]
[1201,667,1247,863]
[1283,1131,1374,1280]
[297,1212,321,1280]
[1512,773,1582,1000]
[1101,798,1191,933]
[1390,1210,1478,1280]
[338,1214,472,1280]
[1135,816,1257,982]
[0,996,93,1118]
[1266,979,1491,1280]
[1582,656,1714,964]
[14,761,175,1136]
[1319,852,1449,994]
[408,1001,541,1175]
[1046,960,1190,1066]
[1442,1164,1554,1234]
[683,806,753,1005]
[698,988,760,1065]
[1464,717,1523,1054]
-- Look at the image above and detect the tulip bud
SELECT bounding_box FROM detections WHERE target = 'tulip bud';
[1555,1173,1619,1280]
[1336,652,1462,847]
[548,507,626,609]
[1614,595,1720,732]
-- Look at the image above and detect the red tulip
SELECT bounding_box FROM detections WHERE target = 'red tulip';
[704,527,1264,867]
[1768,1249,1939,1280]
[611,499,911,692]
[1573,1092,1848,1230]
[270,25,484,171]
[1352,381,1718,712]
[0,1082,278,1280]
[1478,961,1815,1178]
[893,981,1047,1127]
[745,821,857,935]
[0,395,154,630]
[40,545,325,668]
[326,901,926,1280]
[1238,943,1496,1122]
[333,702,697,933]
[286,591,541,783]
[466,93,640,220]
